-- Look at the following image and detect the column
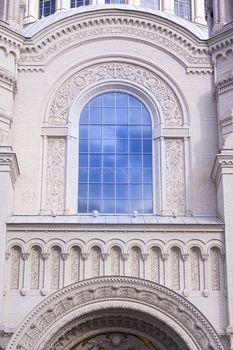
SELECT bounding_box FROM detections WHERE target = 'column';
[101,254,109,276]
[182,253,189,297]
[212,0,219,30]
[122,253,129,276]
[81,253,89,280]
[21,253,30,296]
[218,0,226,25]
[184,137,191,216]
[161,253,169,286]
[201,253,209,297]
[24,0,39,23]
[62,253,69,287]
[162,0,174,14]
[142,254,149,280]
[41,252,50,295]
[193,0,206,25]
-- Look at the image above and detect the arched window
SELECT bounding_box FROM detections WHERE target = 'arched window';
[78,92,153,214]
[39,0,55,18]
[174,0,191,20]
[70,0,90,8]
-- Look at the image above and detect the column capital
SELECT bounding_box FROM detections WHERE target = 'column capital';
[211,150,233,188]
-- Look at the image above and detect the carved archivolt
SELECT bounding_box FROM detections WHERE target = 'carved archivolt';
[48,62,183,126]
[6,277,225,350]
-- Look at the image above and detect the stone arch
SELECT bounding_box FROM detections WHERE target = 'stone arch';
[6,277,224,350]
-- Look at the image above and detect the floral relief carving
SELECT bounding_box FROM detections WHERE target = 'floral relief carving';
[190,248,200,291]
[91,247,101,278]
[210,248,220,290]
[71,247,81,283]
[51,247,61,290]
[171,248,180,290]
[49,63,183,126]
[46,138,65,214]
[10,247,21,289]
[30,248,41,289]
[8,277,224,350]
[131,247,141,278]
[150,247,160,283]
[165,139,185,214]
[110,246,121,276]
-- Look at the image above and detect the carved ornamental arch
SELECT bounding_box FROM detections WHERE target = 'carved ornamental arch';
[6,277,224,350]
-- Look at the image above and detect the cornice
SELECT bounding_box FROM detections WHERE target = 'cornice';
[0,147,20,185]
[0,24,24,58]
[18,10,212,74]
[215,69,233,95]
[209,24,233,53]
[211,150,233,188]
[0,67,17,92]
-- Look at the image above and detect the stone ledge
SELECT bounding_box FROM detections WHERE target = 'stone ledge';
[211,150,233,188]
[0,147,20,185]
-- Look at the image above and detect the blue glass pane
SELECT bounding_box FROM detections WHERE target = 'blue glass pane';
[129,108,141,125]
[103,154,115,167]
[90,154,101,167]
[79,168,88,182]
[130,185,142,199]
[116,200,128,213]
[129,139,142,153]
[116,184,128,198]
[90,140,101,153]
[89,198,101,212]
[79,154,88,167]
[116,126,128,138]
[129,168,142,182]
[116,139,128,153]
[116,93,128,107]
[102,93,115,107]
[103,168,115,182]
[90,108,101,124]
[79,125,88,139]
[78,92,153,213]
[79,140,88,152]
[103,184,115,198]
[116,168,128,183]
[89,168,101,182]
[89,184,101,197]
[78,184,87,197]
[90,95,101,107]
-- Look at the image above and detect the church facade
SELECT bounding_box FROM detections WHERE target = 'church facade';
[0,0,233,349]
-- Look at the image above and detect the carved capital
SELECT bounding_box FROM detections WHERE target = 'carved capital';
[201,253,209,261]
[22,253,30,260]
[121,253,129,261]
[62,253,69,260]
[101,253,109,261]
[41,253,50,261]
[81,253,89,261]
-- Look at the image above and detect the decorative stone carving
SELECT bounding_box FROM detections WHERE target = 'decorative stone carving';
[6,277,225,350]
[45,138,65,214]
[70,247,81,283]
[130,247,141,278]
[48,62,183,126]
[190,248,200,291]
[150,247,160,283]
[50,247,61,290]
[171,248,180,290]
[30,247,41,289]
[10,247,21,289]
[165,139,185,214]
[20,13,212,74]
[91,246,101,278]
[210,248,220,290]
[110,246,121,276]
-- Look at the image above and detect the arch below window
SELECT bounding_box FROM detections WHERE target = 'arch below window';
[78,92,153,214]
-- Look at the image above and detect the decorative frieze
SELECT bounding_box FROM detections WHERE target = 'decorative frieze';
[165,139,185,214]
[48,62,183,126]
[45,138,65,214]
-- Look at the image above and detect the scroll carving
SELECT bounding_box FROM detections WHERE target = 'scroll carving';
[110,246,121,276]
[49,63,183,126]
[151,247,160,283]
[171,247,180,290]
[71,247,81,283]
[91,246,101,278]
[51,247,61,290]
[30,247,41,289]
[190,248,200,291]
[165,139,185,214]
[46,138,65,214]
[210,248,220,290]
[131,247,141,278]
[10,247,21,289]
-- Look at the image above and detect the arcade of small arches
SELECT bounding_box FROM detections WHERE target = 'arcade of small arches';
[6,238,224,296]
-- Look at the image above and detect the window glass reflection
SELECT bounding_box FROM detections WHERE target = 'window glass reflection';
[78,92,153,213]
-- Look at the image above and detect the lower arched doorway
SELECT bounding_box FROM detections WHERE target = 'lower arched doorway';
[6,277,224,350]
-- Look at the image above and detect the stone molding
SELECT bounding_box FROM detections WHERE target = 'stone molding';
[0,147,20,185]
[0,25,24,58]
[0,67,17,92]
[211,150,233,188]
[6,277,225,350]
[215,69,233,95]
[19,10,212,74]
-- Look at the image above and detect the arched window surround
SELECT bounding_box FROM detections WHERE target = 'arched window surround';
[41,62,190,217]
